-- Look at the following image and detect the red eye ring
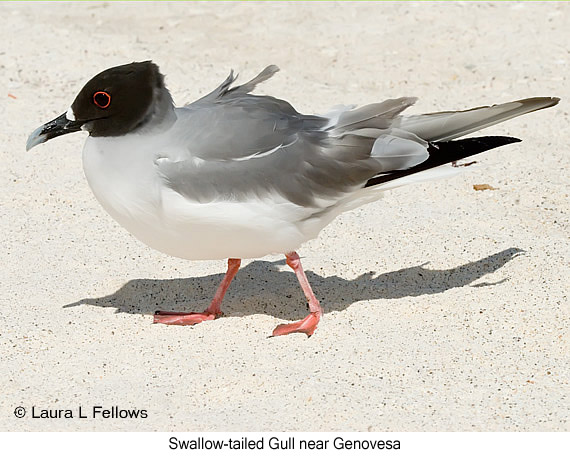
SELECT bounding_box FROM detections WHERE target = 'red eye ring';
[93,91,111,109]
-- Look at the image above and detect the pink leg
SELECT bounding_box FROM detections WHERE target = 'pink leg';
[154,258,241,326]
[272,252,322,337]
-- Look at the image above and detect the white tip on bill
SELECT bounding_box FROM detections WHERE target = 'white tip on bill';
[65,107,75,121]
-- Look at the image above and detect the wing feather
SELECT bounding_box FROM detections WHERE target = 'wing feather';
[159,68,558,213]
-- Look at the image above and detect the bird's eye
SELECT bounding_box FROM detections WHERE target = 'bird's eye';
[93,91,111,109]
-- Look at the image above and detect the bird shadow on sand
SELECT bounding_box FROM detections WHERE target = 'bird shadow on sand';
[64,248,524,321]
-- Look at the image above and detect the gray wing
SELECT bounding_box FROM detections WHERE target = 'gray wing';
[157,68,424,207]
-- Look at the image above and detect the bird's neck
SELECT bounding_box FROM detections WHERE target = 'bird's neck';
[133,86,177,135]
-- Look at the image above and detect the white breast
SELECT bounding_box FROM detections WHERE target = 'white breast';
[82,135,167,249]
[81,134,317,260]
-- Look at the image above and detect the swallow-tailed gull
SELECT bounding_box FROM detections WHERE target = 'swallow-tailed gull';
[27,62,559,336]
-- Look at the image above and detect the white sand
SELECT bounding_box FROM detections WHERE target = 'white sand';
[1,2,568,431]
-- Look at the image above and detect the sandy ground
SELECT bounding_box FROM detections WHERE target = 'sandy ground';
[1,2,568,432]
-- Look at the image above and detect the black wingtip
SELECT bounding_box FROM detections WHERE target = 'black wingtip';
[365,135,522,188]
[431,135,522,153]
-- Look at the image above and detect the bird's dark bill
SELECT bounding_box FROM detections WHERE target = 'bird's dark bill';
[26,112,84,151]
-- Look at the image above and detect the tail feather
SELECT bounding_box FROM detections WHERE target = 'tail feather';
[364,136,521,188]
[396,97,559,142]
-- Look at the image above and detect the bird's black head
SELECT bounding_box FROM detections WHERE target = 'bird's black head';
[27,61,174,150]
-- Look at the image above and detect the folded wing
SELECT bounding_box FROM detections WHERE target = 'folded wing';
[158,66,559,210]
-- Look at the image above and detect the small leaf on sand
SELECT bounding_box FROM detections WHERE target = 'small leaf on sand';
[473,184,497,191]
